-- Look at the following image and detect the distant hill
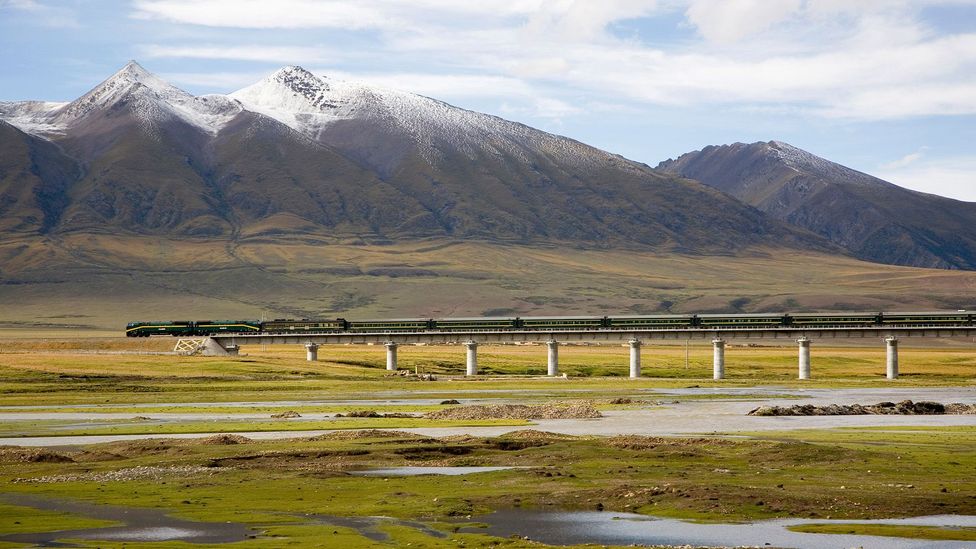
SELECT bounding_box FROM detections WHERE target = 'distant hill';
[0,62,825,253]
[657,141,976,270]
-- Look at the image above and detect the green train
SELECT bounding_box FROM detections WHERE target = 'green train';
[125,311,975,336]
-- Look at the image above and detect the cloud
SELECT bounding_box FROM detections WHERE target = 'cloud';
[880,149,927,171]
[1,0,78,27]
[142,44,338,64]
[128,0,976,120]
[132,0,395,29]
[685,0,802,44]
[161,70,272,91]
[876,155,976,202]
[324,71,535,100]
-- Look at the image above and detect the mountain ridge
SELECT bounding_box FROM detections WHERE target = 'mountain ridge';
[0,62,829,254]
[657,140,976,270]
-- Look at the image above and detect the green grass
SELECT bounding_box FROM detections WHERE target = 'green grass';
[0,418,530,438]
[0,503,119,535]
[788,523,976,541]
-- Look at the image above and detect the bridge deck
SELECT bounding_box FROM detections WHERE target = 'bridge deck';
[212,325,976,346]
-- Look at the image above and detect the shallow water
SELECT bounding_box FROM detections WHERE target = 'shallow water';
[4,387,976,446]
[0,494,251,545]
[349,466,519,476]
[461,509,976,549]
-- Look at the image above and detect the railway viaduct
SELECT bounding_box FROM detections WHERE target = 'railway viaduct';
[204,325,976,380]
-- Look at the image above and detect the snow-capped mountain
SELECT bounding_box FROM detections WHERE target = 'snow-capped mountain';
[0,61,827,254]
[230,66,602,167]
[0,61,242,136]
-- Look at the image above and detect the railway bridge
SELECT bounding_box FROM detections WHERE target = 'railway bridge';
[204,325,976,380]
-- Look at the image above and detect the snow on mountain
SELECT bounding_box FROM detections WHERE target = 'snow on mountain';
[230,66,604,166]
[767,140,892,188]
[0,62,623,172]
[1,61,241,136]
[0,101,68,134]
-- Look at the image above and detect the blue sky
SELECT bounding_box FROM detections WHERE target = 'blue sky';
[2,0,975,200]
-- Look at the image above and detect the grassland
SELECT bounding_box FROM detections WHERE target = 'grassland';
[1,338,974,546]
[4,238,976,331]
[1,427,974,547]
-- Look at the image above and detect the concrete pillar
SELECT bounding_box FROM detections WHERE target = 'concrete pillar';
[305,343,318,362]
[797,337,811,380]
[629,339,641,379]
[712,339,725,380]
[886,336,899,380]
[547,340,559,376]
[385,342,398,371]
[225,344,240,357]
[465,341,478,376]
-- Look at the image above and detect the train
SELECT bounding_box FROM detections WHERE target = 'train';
[124,311,974,337]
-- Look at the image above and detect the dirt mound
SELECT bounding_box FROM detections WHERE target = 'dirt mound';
[425,402,602,420]
[336,410,416,418]
[0,447,74,463]
[196,434,253,445]
[605,435,738,450]
[306,429,423,441]
[270,411,301,419]
[438,434,481,443]
[946,403,976,414]
[440,399,461,405]
[500,430,578,441]
[749,400,976,416]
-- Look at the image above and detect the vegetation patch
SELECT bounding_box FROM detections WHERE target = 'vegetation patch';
[788,523,976,541]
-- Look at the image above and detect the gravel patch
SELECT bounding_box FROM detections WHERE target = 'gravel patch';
[426,402,601,420]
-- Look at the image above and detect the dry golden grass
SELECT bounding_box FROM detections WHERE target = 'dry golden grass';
[3,237,976,332]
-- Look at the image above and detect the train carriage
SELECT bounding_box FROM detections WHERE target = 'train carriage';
[193,320,262,335]
[519,316,605,330]
[880,311,973,326]
[696,313,785,328]
[261,318,347,333]
[432,317,518,331]
[346,318,432,332]
[788,312,881,327]
[607,314,696,329]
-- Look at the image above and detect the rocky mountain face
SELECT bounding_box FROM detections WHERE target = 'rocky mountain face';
[658,141,976,270]
[0,62,826,253]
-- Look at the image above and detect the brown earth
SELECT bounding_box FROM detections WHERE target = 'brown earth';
[425,402,602,420]
[749,400,976,416]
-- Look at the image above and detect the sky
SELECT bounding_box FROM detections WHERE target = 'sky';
[1,0,975,201]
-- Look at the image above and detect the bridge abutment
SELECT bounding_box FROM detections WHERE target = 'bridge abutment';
[886,336,899,379]
[629,339,641,378]
[547,340,559,376]
[465,341,478,376]
[713,339,725,380]
[797,337,811,379]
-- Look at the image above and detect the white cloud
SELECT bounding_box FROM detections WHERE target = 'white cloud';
[162,70,272,90]
[132,0,396,29]
[685,0,802,44]
[142,44,338,64]
[129,0,976,121]
[1,0,78,27]
[877,156,976,202]
[324,71,535,100]
[880,149,927,171]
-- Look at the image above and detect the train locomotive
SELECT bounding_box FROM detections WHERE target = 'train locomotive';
[125,311,974,337]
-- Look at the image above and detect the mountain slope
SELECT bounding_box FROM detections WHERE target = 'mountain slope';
[0,63,830,253]
[0,121,78,234]
[657,141,976,269]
